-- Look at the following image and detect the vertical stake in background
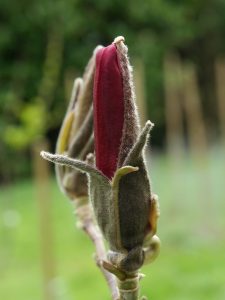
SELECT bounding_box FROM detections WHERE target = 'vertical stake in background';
[164,53,184,159]
[182,63,214,234]
[182,63,208,157]
[164,53,184,217]
[32,139,56,300]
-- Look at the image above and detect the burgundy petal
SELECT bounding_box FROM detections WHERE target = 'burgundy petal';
[94,44,124,179]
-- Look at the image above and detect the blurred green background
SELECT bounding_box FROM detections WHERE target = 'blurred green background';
[0,0,225,299]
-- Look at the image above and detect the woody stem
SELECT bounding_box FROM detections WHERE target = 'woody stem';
[117,275,140,300]
[73,198,119,300]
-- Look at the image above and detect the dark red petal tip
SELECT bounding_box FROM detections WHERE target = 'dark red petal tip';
[94,44,124,179]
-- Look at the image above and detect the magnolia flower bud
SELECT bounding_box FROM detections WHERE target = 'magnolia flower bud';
[41,37,160,273]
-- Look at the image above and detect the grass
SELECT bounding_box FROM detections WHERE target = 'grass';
[0,149,225,300]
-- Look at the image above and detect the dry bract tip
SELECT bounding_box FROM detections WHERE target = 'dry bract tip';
[147,120,155,128]
[113,36,125,44]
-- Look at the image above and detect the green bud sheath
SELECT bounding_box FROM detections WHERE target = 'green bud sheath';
[42,37,159,273]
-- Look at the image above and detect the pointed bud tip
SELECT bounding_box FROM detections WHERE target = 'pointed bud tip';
[146,120,154,129]
[40,150,47,158]
[40,151,53,161]
[73,77,83,86]
[113,36,125,44]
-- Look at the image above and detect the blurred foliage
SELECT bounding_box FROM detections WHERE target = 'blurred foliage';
[1,0,225,181]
